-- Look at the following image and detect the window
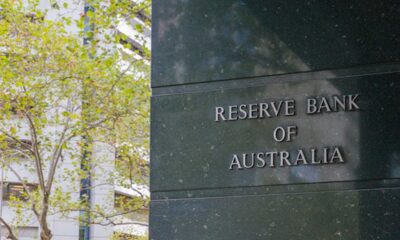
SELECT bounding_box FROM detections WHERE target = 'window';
[119,38,146,58]
[1,182,37,201]
[3,139,33,157]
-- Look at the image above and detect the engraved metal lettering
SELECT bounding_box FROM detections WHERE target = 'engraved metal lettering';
[273,127,286,142]
[229,147,346,170]
[218,93,357,170]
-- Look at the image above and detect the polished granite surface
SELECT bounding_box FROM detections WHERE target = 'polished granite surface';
[152,0,400,87]
[150,188,400,240]
[150,1,400,239]
[151,73,400,192]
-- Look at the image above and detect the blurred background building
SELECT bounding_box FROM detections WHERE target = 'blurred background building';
[0,0,151,239]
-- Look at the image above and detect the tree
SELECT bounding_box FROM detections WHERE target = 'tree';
[0,0,150,239]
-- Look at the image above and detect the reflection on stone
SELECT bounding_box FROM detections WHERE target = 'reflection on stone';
[153,0,400,86]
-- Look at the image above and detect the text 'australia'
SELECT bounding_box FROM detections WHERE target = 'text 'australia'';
[229,147,345,170]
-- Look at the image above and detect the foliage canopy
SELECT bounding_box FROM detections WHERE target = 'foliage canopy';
[0,0,151,239]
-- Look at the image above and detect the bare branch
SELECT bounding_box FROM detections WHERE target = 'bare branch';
[0,127,34,154]
[23,111,46,193]
[46,117,71,193]
[104,59,137,99]
[0,217,18,240]
[1,154,40,217]
[50,207,148,227]
[1,160,33,199]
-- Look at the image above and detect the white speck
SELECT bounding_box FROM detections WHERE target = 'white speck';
[335,231,342,237]
[269,222,276,227]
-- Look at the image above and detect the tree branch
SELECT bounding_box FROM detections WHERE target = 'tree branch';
[23,111,46,194]
[0,217,18,240]
[1,153,40,217]
[0,127,34,155]
[46,116,71,193]
[50,206,148,227]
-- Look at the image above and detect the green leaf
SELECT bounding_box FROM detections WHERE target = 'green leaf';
[87,10,94,18]
[62,111,70,117]
[10,127,16,135]
[135,24,143,33]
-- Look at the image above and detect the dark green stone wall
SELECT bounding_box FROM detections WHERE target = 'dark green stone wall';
[150,1,400,239]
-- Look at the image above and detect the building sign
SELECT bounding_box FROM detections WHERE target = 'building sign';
[214,95,360,170]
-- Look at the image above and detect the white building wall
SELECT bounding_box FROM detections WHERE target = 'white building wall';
[90,142,115,240]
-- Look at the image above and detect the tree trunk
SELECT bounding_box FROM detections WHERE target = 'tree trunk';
[39,195,53,240]
[40,229,53,240]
